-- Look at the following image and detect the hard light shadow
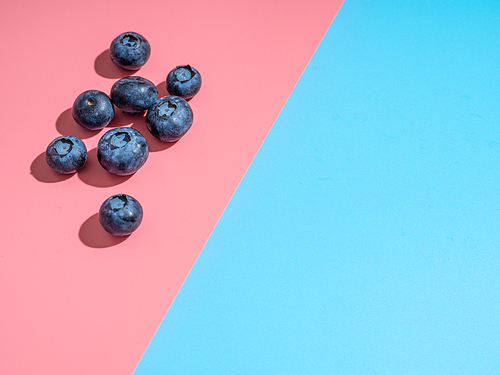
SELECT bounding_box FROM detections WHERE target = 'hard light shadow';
[30,151,75,183]
[78,148,132,187]
[94,49,137,79]
[107,108,141,128]
[56,108,101,139]
[156,81,168,98]
[79,213,129,248]
[156,80,192,102]
[130,122,178,152]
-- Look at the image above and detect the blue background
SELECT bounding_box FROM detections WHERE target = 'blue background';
[134,0,500,373]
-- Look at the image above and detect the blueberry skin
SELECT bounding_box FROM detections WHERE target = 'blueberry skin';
[72,90,114,130]
[99,194,143,236]
[166,65,202,100]
[110,76,158,115]
[109,32,151,70]
[97,127,149,176]
[46,135,87,174]
[145,96,194,142]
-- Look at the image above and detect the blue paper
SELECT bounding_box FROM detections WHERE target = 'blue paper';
[134,0,500,373]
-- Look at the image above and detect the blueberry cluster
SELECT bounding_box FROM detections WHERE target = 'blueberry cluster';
[45,31,202,236]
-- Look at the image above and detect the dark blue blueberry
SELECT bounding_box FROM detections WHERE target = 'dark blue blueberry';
[45,135,87,174]
[109,32,151,70]
[72,90,114,130]
[145,96,193,142]
[97,127,149,176]
[110,76,158,115]
[99,194,143,236]
[166,65,202,100]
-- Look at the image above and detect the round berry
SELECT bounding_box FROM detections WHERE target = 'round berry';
[110,32,151,70]
[146,96,194,142]
[99,194,143,236]
[45,135,87,174]
[97,127,149,176]
[166,65,202,100]
[110,76,158,115]
[72,90,114,130]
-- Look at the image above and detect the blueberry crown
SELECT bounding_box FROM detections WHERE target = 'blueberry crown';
[110,132,131,149]
[54,138,74,157]
[110,195,128,210]
[174,65,196,82]
[158,101,177,117]
[120,34,140,49]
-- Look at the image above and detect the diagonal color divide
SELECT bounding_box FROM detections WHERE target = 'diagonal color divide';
[134,0,500,373]
[0,0,343,374]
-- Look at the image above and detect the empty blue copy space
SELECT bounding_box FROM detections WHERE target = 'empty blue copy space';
[134,0,500,373]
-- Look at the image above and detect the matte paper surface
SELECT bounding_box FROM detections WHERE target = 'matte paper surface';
[0,1,342,374]
[134,0,500,373]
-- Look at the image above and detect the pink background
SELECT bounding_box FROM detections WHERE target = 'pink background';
[0,0,343,374]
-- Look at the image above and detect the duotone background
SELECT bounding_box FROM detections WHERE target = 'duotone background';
[2,0,500,374]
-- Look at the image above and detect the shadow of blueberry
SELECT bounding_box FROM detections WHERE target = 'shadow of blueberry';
[56,108,101,139]
[107,107,142,128]
[130,122,178,152]
[94,49,137,79]
[77,148,132,187]
[30,151,75,183]
[156,81,168,98]
[157,80,193,102]
[79,213,129,248]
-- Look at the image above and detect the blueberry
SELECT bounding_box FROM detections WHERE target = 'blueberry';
[97,127,149,176]
[72,90,114,130]
[109,32,151,70]
[166,65,202,100]
[145,96,193,142]
[110,76,158,115]
[46,135,87,174]
[99,194,143,236]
